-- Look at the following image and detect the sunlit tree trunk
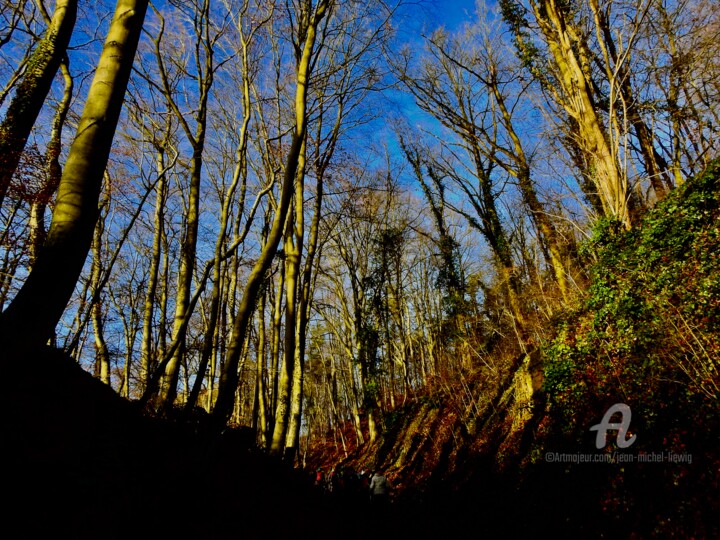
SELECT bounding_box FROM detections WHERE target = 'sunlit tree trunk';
[285,159,325,459]
[213,0,332,429]
[531,0,631,227]
[90,196,111,385]
[271,190,304,456]
[0,0,150,347]
[140,147,169,392]
[157,0,216,410]
[184,21,256,415]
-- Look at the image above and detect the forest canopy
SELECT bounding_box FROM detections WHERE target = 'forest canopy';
[0,0,718,476]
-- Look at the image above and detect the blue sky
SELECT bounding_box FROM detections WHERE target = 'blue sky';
[437,0,481,29]
[422,0,484,31]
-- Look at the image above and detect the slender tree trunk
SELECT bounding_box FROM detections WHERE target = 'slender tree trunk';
[185,38,253,414]
[286,156,325,458]
[269,262,284,433]
[91,201,110,385]
[212,0,331,429]
[255,291,269,448]
[159,150,203,408]
[270,201,302,456]
[140,148,168,393]
[157,0,214,410]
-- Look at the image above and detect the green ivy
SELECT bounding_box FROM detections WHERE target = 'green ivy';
[542,159,720,440]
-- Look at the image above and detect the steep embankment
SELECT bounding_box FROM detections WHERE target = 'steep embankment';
[313,160,720,538]
[3,345,335,539]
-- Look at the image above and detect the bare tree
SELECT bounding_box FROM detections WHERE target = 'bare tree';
[212,0,332,428]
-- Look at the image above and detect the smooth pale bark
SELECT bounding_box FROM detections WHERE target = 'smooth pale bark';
[90,198,110,385]
[270,198,303,456]
[0,0,150,347]
[157,151,203,404]
[278,172,309,459]
[286,152,326,459]
[212,0,331,428]
[184,25,255,415]
[140,148,168,392]
[285,50,350,455]
[157,0,214,409]
[0,0,77,209]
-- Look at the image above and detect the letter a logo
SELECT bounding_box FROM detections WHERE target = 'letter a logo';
[589,403,637,449]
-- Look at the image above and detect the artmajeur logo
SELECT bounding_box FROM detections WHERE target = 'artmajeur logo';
[544,403,693,464]
[589,403,637,449]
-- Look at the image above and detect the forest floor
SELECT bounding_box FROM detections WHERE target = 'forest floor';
[4,343,719,539]
[3,344,451,539]
[0,344,591,539]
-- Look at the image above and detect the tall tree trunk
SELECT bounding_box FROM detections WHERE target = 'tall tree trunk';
[270,199,303,456]
[0,0,150,347]
[532,0,631,228]
[269,261,285,433]
[140,148,168,393]
[157,0,214,410]
[286,153,325,459]
[91,200,110,385]
[0,0,77,209]
[184,33,254,415]
[212,0,331,429]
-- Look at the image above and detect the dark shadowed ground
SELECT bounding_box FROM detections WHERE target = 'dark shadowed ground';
[4,345,718,539]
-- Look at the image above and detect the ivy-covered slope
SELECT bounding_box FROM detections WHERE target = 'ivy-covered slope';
[544,159,720,435]
[529,159,720,536]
